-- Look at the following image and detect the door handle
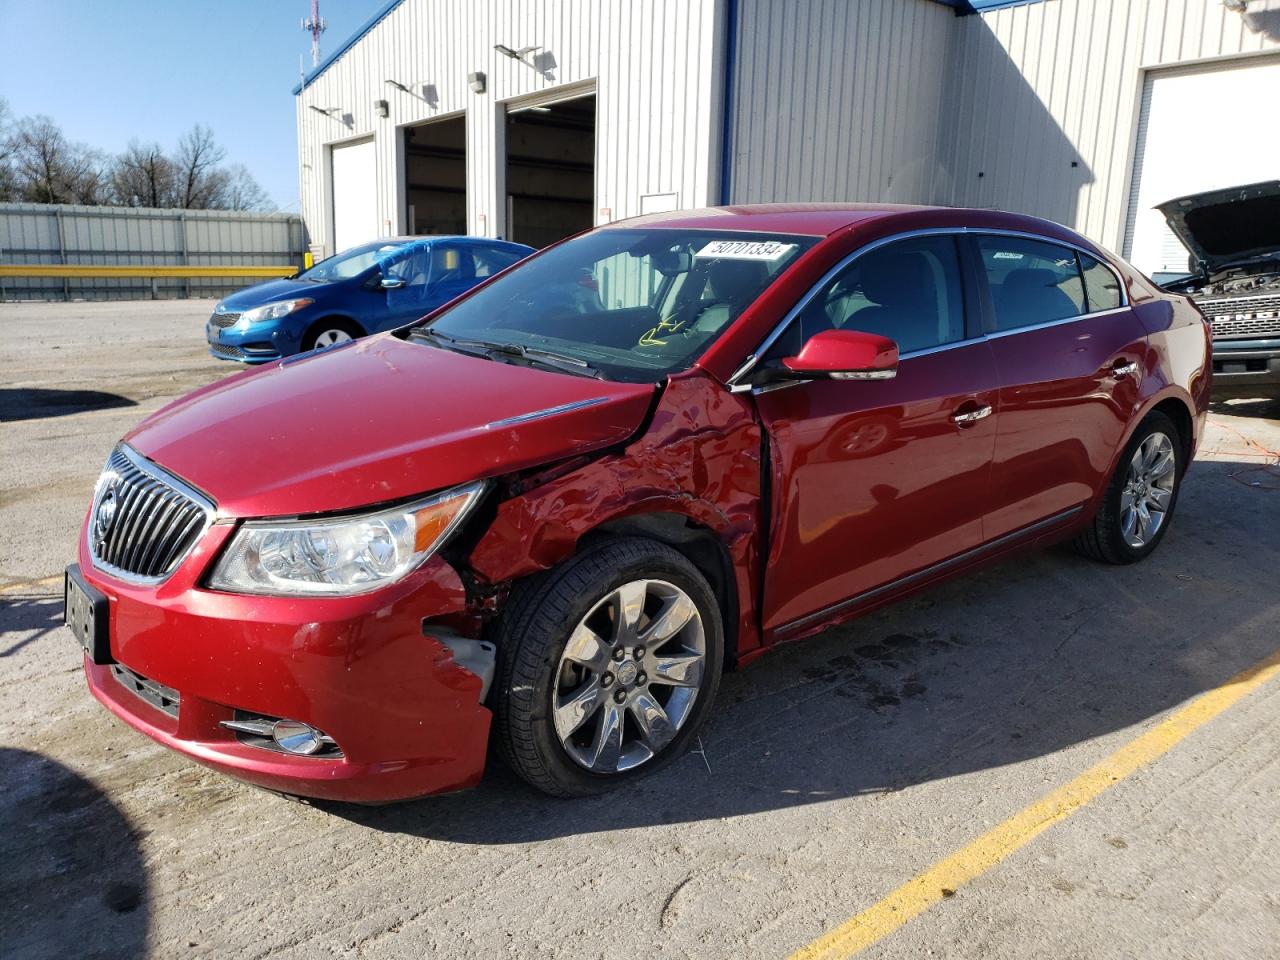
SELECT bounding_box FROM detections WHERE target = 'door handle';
[951,403,992,426]
[1111,360,1139,379]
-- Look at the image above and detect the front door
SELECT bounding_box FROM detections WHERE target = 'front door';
[753,234,999,637]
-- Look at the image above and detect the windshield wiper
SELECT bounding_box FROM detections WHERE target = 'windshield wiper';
[412,328,605,379]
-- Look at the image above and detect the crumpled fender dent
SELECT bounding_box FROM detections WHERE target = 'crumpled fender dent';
[467,373,765,658]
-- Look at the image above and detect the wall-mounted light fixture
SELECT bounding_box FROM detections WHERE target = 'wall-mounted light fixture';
[308,105,337,116]
[384,79,411,93]
[494,43,540,63]
[374,99,390,118]
[468,71,486,94]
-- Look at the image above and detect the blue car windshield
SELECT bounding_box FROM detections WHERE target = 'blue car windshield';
[299,241,407,282]
[420,229,816,382]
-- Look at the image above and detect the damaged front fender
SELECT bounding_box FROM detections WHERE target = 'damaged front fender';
[467,373,766,658]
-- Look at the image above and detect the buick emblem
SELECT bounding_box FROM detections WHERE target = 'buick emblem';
[95,487,119,542]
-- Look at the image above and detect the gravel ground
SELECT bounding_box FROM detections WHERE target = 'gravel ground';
[2,299,1279,960]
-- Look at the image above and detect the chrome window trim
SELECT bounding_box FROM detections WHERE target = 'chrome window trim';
[727,226,1130,391]
[87,444,217,587]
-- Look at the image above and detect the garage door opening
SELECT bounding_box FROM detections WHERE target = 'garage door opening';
[404,115,467,236]
[330,138,378,254]
[505,94,595,248]
[1124,56,1280,282]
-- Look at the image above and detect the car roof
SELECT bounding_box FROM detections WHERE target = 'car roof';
[605,203,928,237]
[603,203,1093,248]
[382,235,526,246]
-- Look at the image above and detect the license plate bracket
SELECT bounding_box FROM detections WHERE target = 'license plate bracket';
[64,564,112,665]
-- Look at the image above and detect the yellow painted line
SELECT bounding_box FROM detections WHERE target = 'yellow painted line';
[0,574,63,596]
[0,264,296,279]
[789,646,1280,960]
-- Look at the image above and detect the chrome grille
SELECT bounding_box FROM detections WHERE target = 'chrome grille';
[209,341,247,360]
[209,310,242,328]
[112,665,180,718]
[1197,293,1280,339]
[89,445,214,583]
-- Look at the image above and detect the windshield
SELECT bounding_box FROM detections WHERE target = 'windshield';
[419,229,816,382]
[299,241,407,282]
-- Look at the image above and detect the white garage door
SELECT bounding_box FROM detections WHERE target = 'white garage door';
[331,138,378,254]
[1124,56,1280,280]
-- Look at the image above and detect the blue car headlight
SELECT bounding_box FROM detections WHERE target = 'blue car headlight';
[241,298,313,324]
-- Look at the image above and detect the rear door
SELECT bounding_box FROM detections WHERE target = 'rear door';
[754,233,999,637]
[974,234,1147,539]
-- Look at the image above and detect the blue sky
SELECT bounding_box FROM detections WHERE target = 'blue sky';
[0,0,387,210]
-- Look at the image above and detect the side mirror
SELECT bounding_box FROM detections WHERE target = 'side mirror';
[380,276,407,290]
[778,328,898,381]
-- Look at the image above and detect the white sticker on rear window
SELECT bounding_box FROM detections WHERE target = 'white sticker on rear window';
[991,251,1024,260]
[694,240,797,262]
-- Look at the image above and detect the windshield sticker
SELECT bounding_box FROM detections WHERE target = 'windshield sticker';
[695,240,797,262]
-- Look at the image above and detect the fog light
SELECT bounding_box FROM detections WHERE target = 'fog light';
[272,719,330,755]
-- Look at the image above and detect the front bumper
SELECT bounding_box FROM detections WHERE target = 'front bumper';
[206,318,304,364]
[1211,338,1280,398]
[76,524,492,803]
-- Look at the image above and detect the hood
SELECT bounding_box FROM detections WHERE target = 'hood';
[219,277,329,310]
[125,335,656,517]
[1157,180,1280,276]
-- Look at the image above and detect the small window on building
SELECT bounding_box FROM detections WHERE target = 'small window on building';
[978,236,1086,332]
[1080,253,1123,312]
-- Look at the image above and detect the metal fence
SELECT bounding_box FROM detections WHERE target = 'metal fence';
[0,203,308,301]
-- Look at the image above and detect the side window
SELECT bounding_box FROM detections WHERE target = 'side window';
[784,234,967,356]
[1080,253,1123,312]
[430,244,473,285]
[978,236,1086,332]
[473,247,523,279]
[383,248,432,288]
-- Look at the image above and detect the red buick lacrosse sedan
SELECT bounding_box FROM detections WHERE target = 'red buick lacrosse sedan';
[65,204,1210,801]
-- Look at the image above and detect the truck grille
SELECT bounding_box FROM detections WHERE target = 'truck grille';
[209,310,242,328]
[1197,293,1280,339]
[89,445,214,583]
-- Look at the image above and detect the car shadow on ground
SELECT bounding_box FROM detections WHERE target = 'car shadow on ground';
[0,387,137,422]
[329,458,1280,844]
[0,748,149,959]
[1210,396,1280,420]
[0,595,67,658]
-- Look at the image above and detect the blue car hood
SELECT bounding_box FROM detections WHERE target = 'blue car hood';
[219,277,327,310]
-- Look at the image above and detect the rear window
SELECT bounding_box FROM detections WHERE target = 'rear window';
[1081,253,1123,312]
[978,236,1086,332]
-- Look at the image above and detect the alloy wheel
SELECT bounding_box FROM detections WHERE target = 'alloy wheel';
[1120,431,1176,548]
[552,579,706,774]
[314,328,354,347]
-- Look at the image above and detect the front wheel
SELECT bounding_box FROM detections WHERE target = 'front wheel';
[1074,411,1183,564]
[492,538,723,797]
[301,318,363,352]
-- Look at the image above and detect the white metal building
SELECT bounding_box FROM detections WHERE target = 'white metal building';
[295,0,1280,277]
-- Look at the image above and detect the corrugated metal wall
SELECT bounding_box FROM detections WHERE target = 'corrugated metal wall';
[0,204,306,301]
[726,0,956,206]
[728,0,1280,255]
[296,0,725,257]
[938,0,1280,252]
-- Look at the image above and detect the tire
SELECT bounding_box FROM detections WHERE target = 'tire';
[1073,411,1183,564]
[492,537,724,798]
[301,318,363,352]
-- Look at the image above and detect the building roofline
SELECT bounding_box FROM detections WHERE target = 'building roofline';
[293,0,407,95]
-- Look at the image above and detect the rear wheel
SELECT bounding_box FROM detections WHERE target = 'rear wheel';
[301,318,363,352]
[492,537,723,797]
[1074,411,1182,564]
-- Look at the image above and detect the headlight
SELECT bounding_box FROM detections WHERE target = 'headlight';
[208,482,485,596]
[241,298,313,324]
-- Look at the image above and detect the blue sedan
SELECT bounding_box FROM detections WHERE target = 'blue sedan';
[206,236,535,363]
